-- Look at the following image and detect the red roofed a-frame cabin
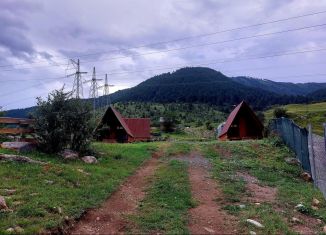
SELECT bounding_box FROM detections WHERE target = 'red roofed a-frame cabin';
[95,106,151,143]
[218,101,263,141]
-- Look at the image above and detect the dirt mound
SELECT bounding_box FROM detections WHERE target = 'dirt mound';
[237,172,277,203]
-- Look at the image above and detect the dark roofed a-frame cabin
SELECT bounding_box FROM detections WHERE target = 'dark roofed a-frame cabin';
[218,101,263,141]
[95,106,151,143]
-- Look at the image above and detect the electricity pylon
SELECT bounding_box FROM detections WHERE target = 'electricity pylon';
[67,59,87,98]
[98,74,114,106]
[84,67,102,119]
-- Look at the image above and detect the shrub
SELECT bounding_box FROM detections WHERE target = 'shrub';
[205,121,214,130]
[273,107,289,118]
[33,89,93,154]
[256,111,265,123]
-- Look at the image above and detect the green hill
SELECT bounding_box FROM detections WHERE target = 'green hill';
[108,67,307,110]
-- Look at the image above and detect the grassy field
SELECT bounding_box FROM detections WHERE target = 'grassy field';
[201,139,326,234]
[265,102,326,136]
[0,142,155,234]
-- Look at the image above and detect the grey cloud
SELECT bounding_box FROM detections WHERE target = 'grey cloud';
[0,1,40,60]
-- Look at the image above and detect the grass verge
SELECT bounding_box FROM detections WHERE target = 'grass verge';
[201,139,326,234]
[0,142,154,234]
[265,102,326,136]
[131,160,194,234]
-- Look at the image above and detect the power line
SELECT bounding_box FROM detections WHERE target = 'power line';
[1,9,325,69]
[1,46,326,99]
[3,69,326,110]
[1,22,326,73]
[4,60,326,83]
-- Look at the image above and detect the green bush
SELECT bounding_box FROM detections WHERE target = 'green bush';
[33,89,93,154]
[273,107,289,118]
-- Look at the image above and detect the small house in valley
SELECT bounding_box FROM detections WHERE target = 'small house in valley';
[218,101,263,141]
[95,106,151,143]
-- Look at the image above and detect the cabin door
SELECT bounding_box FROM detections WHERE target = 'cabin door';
[116,129,128,143]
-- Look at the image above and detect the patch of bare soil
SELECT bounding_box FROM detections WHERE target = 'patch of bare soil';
[215,145,232,158]
[237,172,321,234]
[69,157,160,235]
[291,213,321,235]
[237,172,277,203]
[177,153,238,234]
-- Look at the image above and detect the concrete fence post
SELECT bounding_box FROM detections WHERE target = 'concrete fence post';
[308,124,317,186]
[324,123,326,155]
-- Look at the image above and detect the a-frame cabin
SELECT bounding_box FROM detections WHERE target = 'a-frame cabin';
[218,101,263,141]
[95,106,151,143]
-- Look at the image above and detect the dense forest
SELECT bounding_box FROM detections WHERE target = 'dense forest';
[108,67,310,110]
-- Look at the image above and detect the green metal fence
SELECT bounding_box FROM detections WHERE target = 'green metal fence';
[269,118,311,174]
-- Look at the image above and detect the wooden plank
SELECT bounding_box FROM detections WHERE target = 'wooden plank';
[0,117,34,125]
[0,128,34,134]
[0,117,21,124]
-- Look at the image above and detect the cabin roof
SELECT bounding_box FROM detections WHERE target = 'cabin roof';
[124,118,151,138]
[110,106,134,137]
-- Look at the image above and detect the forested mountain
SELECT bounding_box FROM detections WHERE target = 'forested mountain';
[107,67,308,109]
[6,67,324,118]
[308,88,326,101]
[230,76,326,96]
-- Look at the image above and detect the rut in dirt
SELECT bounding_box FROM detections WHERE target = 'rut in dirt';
[69,157,160,234]
[175,153,238,235]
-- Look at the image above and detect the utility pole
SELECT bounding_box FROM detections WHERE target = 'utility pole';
[84,67,102,119]
[99,74,114,106]
[67,59,87,98]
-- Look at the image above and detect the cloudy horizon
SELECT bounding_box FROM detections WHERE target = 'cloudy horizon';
[1,0,326,110]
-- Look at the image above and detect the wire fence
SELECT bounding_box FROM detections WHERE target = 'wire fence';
[270,118,326,198]
[269,118,311,174]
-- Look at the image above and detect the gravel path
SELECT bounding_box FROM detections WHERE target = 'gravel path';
[311,134,326,197]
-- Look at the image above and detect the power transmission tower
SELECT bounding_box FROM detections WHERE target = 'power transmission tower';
[99,74,114,107]
[84,67,102,119]
[67,59,87,98]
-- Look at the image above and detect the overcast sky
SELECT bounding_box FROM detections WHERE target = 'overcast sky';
[1,0,326,110]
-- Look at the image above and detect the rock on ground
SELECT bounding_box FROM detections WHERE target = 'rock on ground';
[81,156,98,164]
[301,172,312,182]
[246,219,264,228]
[0,195,8,210]
[312,198,320,206]
[285,157,300,165]
[60,149,79,160]
[1,142,35,152]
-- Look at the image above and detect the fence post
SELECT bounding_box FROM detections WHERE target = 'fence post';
[323,122,326,154]
[308,124,317,187]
